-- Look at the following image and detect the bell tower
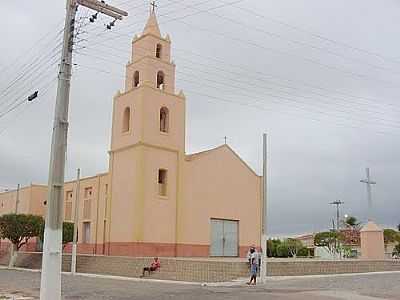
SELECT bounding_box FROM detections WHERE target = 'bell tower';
[107,10,186,256]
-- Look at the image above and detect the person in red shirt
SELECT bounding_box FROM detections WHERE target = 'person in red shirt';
[141,257,161,277]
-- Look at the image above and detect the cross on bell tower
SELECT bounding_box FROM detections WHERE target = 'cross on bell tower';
[360,167,376,221]
[150,1,157,13]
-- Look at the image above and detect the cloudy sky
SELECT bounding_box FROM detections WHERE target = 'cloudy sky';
[0,0,399,236]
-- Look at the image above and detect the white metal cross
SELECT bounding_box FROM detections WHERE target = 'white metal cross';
[360,167,376,221]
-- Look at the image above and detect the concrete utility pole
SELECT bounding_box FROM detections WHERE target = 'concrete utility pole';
[39,1,127,299]
[15,183,20,214]
[329,200,344,231]
[260,133,268,283]
[71,168,80,275]
[360,167,376,221]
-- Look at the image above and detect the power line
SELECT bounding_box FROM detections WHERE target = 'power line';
[73,52,400,134]
[88,37,400,113]
[78,41,400,121]
[74,60,400,137]
[0,78,58,136]
[230,2,400,67]
[0,42,62,100]
[85,1,400,89]
[0,18,64,77]
[0,54,60,111]
[0,76,57,120]
[187,0,400,75]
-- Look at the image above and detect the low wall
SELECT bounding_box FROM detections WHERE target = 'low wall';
[1,251,400,282]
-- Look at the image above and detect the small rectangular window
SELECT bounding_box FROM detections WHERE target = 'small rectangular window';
[158,169,167,196]
[84,187,93,198]
[65,202,72,221]
[65,191,73,201]
[83,199,91,219]
[83,222,91,243]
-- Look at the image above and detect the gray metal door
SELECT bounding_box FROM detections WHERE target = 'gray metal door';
[210,219,238,257]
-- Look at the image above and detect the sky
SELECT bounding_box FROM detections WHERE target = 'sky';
[0,0,399,236]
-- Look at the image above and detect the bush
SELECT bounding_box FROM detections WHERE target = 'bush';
[276,244,289,257]
[297,247,309,257]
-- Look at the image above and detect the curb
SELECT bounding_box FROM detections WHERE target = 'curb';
[1,266,400,287]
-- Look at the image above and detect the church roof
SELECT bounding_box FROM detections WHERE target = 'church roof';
[185,144,260,177]
[143,11,161,37]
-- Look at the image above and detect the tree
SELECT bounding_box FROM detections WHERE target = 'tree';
[0,214,43,267]
[344,216,361,229]
[314,231,344,258]
[286,238,303,258]
[397,224,400,232]
[383,229,400,244]
[39,221,74,249]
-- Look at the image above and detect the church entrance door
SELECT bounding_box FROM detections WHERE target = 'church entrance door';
[210,219,238,257]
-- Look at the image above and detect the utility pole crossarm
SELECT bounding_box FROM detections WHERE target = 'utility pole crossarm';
[77,0,128,19]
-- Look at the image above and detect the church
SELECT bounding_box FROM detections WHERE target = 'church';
[0,12,262,258]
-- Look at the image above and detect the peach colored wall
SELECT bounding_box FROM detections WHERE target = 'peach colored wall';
[361,230,385,260]
[132,34,171,64]
[142,146,178,243]
[109,146,143,242]
[62,173,109,248]
[0,185,46,216]
[180,145,262,249]
[126,57,176,94]
[141,87,185,151]
[29,185,47,216]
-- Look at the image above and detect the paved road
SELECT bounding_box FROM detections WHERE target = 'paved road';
[0,269,399,300]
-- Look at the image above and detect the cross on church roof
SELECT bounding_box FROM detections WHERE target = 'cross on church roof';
[150,1,158,13]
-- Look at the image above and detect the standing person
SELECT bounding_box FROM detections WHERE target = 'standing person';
[246,245,256,267]
[141,257,161,277]
[247,248,258,285]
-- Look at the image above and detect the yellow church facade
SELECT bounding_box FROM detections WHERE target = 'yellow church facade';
[0,12,262,258]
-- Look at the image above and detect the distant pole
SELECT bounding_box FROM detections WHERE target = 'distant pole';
[71,168,80,275]
[329,200,344,231]
[15,183,20,213]
[360,167,376,221]
[260,133,268,283]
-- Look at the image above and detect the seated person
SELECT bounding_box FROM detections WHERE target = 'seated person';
[141,257,160,277]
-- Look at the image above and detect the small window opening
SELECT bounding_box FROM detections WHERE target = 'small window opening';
[83,222,91,243]
[156,44,162,58]
[160,107,169,133]
[133,71,139,87]
[157,71,164,90]
[122,107,130,133]
[84,187,93,198]
[158,169,168,196]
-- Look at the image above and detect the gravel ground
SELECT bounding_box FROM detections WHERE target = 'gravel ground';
[0,269,399,300]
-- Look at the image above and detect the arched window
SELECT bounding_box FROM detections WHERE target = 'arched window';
[133,71,139,87]
[157,71,164,90]
[156,44,162,58]
[160,107,169,133]
[122,107,130,133]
